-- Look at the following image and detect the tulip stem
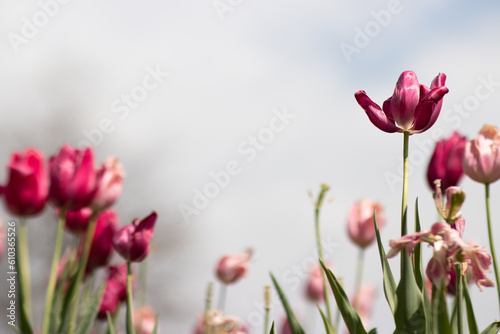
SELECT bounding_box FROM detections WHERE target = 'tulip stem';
[484,183,500,311]
[353,248,365,310]
[67,212,99,334]
[217,283,227,312]
[401,131,409,237]
[42,210,66,334]
[264,286,271,334]
[314,184,334,328]
[126,261,136,334]
[455,264,463,334]
[204,282,213,334]
[18,218,32,321]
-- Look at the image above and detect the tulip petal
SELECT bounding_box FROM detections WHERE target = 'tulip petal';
[390,71,420,130]
[411,86,449,133]
[355,91,400,133]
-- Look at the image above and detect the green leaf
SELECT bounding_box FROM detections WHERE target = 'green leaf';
[270,273,305,334]
[58,263,83,334]
[269,321,277,334]
[318,306,335,334]
[320,261,367,334]
[414,199,424,291]
[373,212,397,315]
[463,282,479,334]
[431,283,450,334]
[106,312,117,334]
[75,284,105,334]
[152,314,159,334]
[368,329,378,334]
[480,322,500,334]
[15,237,33,334]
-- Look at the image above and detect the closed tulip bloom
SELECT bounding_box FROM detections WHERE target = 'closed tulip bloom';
[463,125,500,184]
[347,199,385,248]
[91,157,124,212]
[63,207,93,234]
[97,264,129,319]
[216,249,253,284]
[134,306,159,334]
[305,265,324,303]
[113,212,157,262]
[49,145,100,210]
[355,71,448,134]
[85,210,120,273]
[427,132,466,190]
[1,149,48,216]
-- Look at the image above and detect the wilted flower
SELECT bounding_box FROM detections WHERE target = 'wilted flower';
[97,264,128,319]
[91,157,124,212]
[355,71,448,134]
[347,199,385,248]
[0,149,48,216]
[113,212,157,262]
[49,145,100,210]
[134,306,159,334]
[193,310,248,334]
[216,249,253,284]
[427,132,466,190]
[85,210,120,273]
[463,125,500,184]
[63,207,93,234]
[433,180,465,223]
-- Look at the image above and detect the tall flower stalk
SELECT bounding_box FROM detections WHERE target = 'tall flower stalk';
[485,183,500,308]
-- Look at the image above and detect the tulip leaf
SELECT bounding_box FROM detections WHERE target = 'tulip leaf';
[320,261,367,334]
[373,212,397,315]
[76,284,105,334]
[270,273,306,334]
[15,237,33,334]
[269,321,277,334]
[58,263,83,334]
[106,312,117,334]
[318,306,335,334]
[463,282,479,334]
[431,283,450,334]
[152,314,159,334]
[414,198,424,291]
[368,329,378,334]
[480,321,500,334]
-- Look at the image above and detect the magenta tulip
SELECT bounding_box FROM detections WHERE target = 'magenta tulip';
[463,125,500,184]
[49,145,100,210]
[355,71,448,134]
[85,210,120,273]
[63,207,93,234]
[427,132,466,190]
[1,149,48,216]
[97,263,128,319]
[113,212,157,262]
[347,199,385,248]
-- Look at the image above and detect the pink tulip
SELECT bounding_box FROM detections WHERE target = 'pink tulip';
[347,199,385,248]
[91,157,124,211]
[0,149,48,216]
[113,212,157,262]
[427,132,466,190]
[351,284,376,327]
[49,145,100,210]
[355,71,448,134]
[216,249,253,284]
[85,210,120,273]
[305,265,325,303]
[97,264,129,319]
[63,207,93,234]
[134,306,159,334]
[463,124,500,184]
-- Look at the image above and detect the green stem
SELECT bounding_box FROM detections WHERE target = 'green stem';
[455,264,463,334]
[314,184,333,327]
[204,282,213,334]
[401,131,409,237]
[18,218,32,321]
[41,210,66,334]
[136,259,148,330]
[217,283,227,312]
[126,261,136,334]
[67,212,99,334]
[264,286,270,334]
[353,248,365,309]
[485,183,500,312]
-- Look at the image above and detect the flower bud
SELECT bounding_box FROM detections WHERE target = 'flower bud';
[427,132,466,190]
[91,157,124,212]
[347,199,385,248]
[134,306,159,334]
[216,249,253,285]
[63,207,93,234]
[113,212,157,262]
[463,125,500,184]
[85,210,120,273]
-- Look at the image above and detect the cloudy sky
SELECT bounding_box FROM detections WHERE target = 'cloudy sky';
[1,0,500,333]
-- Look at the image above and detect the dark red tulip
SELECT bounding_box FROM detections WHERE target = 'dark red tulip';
[63,207,93,234]
[97,263,128,319]
[85,210,120,273]
[427,132,466,190]
[113,212,157,262]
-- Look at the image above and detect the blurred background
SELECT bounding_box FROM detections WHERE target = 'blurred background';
[1,0,500,332]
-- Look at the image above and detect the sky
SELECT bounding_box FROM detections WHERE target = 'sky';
[1,0,500,333]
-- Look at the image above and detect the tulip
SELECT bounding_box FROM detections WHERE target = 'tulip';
[216,249,253,284]
[134,306,158,334]
[463,125,500,184]
[0,149,48,216]
[427,132,466,190]
[91,157,124,212]
[97,264,129,319]
[85,210,120,273]
[351,284,376,327]
[63,207,93,234]
[113,212,157,262]
[49,145,100,211]
[355,71,448,134]
[347,199,385,248]
[305,265,325,303]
